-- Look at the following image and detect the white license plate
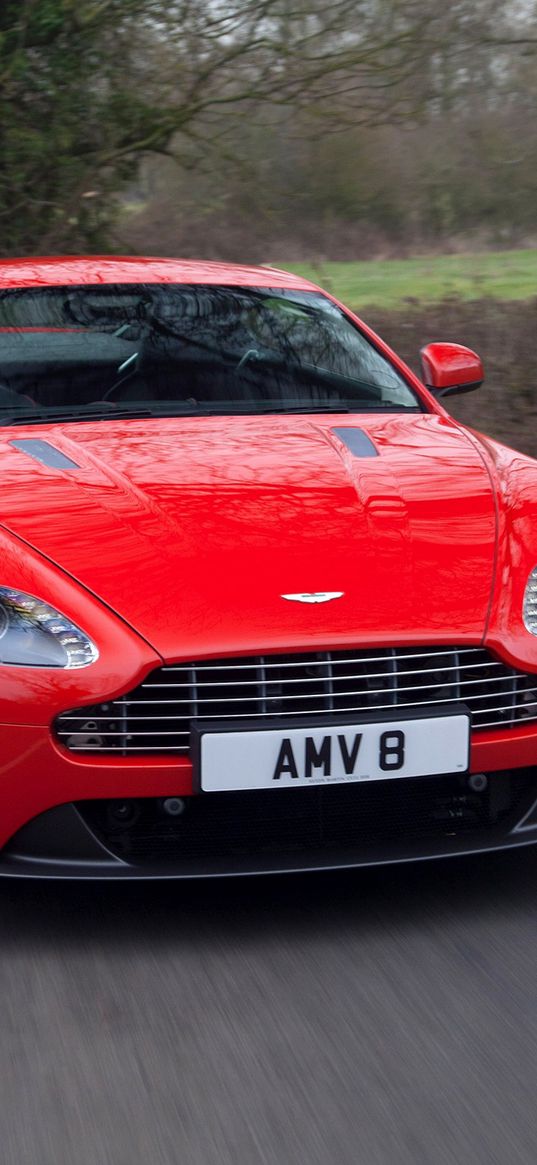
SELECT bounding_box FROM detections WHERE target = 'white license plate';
[194,710,470,792]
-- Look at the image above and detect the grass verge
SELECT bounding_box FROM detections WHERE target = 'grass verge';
[284,249,537,310]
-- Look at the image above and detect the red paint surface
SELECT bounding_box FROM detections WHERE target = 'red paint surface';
[420,342,484,390]
[0,412,498,658]
[0,256,316,290]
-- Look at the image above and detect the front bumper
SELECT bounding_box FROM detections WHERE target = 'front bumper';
[1,732,536,877]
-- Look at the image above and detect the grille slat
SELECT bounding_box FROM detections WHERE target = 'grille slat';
[57,686,537,724]
[141,660,507,689]
[56,646,537,755]
[160,647,483,672]
[98,673,532,707]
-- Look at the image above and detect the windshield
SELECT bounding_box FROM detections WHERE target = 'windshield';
[0,283,422,422]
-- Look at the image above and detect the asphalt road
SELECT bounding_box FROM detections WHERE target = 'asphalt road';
[1,849,536,1164]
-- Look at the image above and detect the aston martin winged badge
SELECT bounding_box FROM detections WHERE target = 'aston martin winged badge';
[281,592,344,604]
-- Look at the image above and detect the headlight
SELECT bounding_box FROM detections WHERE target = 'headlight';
[0,588,98,668]
[523,567,537,635]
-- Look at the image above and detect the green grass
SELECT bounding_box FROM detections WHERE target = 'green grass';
[281,248,537,310]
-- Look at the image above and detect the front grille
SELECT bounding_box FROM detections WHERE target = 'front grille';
[56,646,537,755]
[76,770,535,864]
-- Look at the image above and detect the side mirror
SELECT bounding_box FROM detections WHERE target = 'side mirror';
[420,342,484,398]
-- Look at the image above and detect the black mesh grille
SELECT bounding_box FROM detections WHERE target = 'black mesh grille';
[76,769,535,865]
[56,646,537,756]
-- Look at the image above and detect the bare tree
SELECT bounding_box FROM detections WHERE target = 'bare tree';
[0,0,475,253]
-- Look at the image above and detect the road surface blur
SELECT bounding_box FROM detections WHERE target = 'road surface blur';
[0,850,536,1163]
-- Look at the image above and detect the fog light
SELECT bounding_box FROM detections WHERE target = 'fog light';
[108,800,140,827]
[468,773,488,793]
[162,797,185,817]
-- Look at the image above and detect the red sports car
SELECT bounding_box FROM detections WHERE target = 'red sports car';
[0,255,536,878]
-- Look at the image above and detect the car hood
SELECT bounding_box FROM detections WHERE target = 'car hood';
[0,413,496,660]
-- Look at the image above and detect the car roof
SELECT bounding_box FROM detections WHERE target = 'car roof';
[0,256,318,291]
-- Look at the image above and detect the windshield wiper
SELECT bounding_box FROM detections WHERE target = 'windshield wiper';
[229,403,351,414]
[228,403,420,414]
[0,404,158,426]
[0,398,421,427]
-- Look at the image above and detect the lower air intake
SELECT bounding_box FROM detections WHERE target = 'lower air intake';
[75,770,535,864]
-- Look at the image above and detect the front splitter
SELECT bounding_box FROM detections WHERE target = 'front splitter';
[1,800,536,879]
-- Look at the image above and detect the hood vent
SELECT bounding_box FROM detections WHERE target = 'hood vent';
[332,428,378,458]
[10,439,81,471]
